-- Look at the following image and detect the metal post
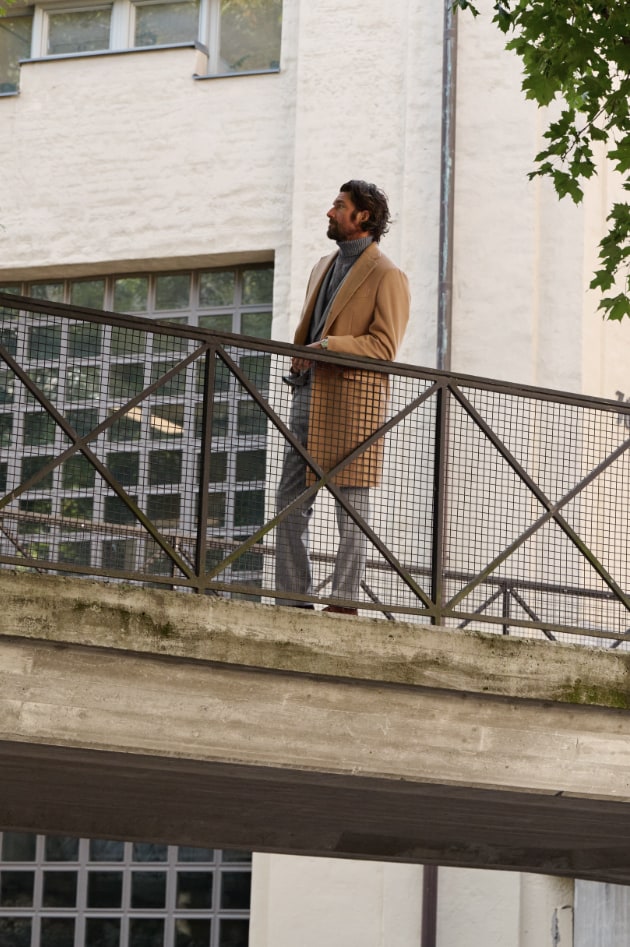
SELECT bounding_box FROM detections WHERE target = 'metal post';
[194,345,217,592]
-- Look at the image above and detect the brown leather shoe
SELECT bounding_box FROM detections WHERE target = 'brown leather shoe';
[323,605,358,616]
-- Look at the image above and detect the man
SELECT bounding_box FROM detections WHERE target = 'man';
[276,180,410,614]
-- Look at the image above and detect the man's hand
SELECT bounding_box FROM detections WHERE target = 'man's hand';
[291,340,324,373]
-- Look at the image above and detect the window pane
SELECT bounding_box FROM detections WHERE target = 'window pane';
[105,495,138,525]
[221,850,252,863]
[149,449,182,484]
[0,870,34,906]
[48,8,112,55]
[18,498,52,533]
[113,277,149,313]
[89,839,125,862]
[218,918,248,947]
[24,411,55,446]
[237,401,266,436]
[21,455,54,490]
[44,836,79,862]
[28,325,61,361]
[60,497,94,522]
[59,540,92,565]
[178,846,214,862]
[154,273,191,310]
[220,871,251,909]
[41,918,75,947]
[42,870,77,907]
[102,539,137,570]
[0,461,6,494]
[129,918,164,947]
[151,359,187,398]
[67,407,99,438]
[0,369,14,404]
[235,449,265,481]
[69,322,103,358]
[147,493,181,527]
[176,871,213,909]
[108,410,142,442]
[240,354,270,391]
[30,282,64,302]
[131,871,167,909]
[107,451,140,485]
[132,843,168,862]
[70,279,106,310]
[242,267,273,305]
[26,367,59,404]
[66,365,101,401]
[207,492,225,527]
[0,14,33,94]
[219,0,281,72]
[150,404,184,439]
[175,918,211,947]
[0,325,17,355]
[0,917,31,947]
[241,311,271,338]
[134,0,199,46]
[108,363,145,400]
[234,489,264,525]
[62,453,96,489]
[199,272,235,307]
[87,870,123,908]
[111,326,147,357]
[86,917,121,947]
[0,414,11,447]
[199,314,233,333]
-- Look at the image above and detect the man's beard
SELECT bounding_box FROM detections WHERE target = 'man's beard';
[327,220,340,240]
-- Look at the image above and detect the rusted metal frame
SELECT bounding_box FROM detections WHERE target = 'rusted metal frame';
[0,342,206,583]
[445,385,630,615]
[194,343,218,592]
[501,582,510,635]
[206,348,438,610]
[447,605,627,642]
[456,588,504,629]
[0,523,46,572]
[8,289,630,421]
[508,588,557,642]
[360,579,396,621]
[430,382,449,624]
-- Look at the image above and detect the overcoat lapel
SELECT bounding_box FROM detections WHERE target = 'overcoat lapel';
[322,243,380,336]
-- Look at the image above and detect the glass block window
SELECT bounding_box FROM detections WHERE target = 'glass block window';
[0,832,251,947]
[0,265,273,596]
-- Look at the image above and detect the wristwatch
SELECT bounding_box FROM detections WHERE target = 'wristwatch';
[320,337,329,349]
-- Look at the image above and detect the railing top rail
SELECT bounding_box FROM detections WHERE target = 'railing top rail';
[2,290,630,416]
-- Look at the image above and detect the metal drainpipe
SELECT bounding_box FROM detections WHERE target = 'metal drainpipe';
[423,1,459,946]
[436,0,458,374]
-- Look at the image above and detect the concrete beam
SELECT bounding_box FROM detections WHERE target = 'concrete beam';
[2,572,630,883]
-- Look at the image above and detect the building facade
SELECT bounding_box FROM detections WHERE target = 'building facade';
[1,0,629,944]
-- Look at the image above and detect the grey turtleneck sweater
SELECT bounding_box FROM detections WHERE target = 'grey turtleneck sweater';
[307,236,373,345]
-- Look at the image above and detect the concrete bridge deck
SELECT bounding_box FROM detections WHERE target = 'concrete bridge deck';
[2,572,630,884]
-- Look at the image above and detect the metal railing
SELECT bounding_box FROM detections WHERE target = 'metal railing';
[1,291,630,646]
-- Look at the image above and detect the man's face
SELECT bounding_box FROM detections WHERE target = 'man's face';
[326,191,369,242]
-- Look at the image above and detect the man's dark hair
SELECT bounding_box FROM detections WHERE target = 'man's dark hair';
[340,180,392,242]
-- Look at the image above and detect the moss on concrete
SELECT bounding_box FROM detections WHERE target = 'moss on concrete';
[556,678,630,710]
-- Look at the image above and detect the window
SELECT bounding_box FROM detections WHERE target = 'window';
[0,12,33,94]
[1,0,281,90]
[0,832,251,947]
[0,265,273,593]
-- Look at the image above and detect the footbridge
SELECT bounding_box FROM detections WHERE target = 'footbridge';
[3,571,630,886]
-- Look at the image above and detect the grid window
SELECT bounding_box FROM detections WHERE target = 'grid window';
[5,0,282,91]
[0,833,251,947]
[0,265,273,592]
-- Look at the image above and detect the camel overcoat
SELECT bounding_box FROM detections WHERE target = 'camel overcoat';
[293,242,410,488]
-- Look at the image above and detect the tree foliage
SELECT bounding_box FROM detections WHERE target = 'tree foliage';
[455,0,630,320]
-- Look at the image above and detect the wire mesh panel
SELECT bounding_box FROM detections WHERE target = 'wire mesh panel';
[2,292,630,646]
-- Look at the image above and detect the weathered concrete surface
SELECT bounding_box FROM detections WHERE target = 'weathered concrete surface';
[2,571,630,883]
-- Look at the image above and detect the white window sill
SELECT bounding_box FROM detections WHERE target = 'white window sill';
[20,40,206,65]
